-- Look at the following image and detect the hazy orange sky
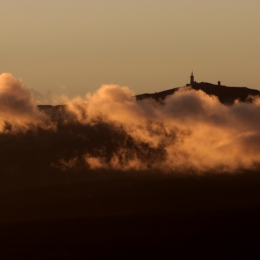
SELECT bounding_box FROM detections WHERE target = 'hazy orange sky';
[1,0,260,98]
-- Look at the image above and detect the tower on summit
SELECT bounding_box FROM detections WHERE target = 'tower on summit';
[186,71,195,86]
[190,71,194,85]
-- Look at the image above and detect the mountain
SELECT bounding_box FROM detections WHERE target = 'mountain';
[1,81,260,258]
[37,82,260,116]
[136,82,260,104]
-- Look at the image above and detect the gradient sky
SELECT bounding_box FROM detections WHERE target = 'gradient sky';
[1,0,260,99]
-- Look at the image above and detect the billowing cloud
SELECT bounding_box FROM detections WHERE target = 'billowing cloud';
[0,73,50,132]
[64,85,260,173]
[1,75,259,174]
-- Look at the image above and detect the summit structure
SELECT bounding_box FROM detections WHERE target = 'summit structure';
[136,72,260,105]
[186,71,197,86]
[190,71,194,85]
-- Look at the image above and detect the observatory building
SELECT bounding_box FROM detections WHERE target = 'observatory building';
[186,71,196,86]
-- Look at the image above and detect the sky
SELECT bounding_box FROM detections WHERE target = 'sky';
[1,0,260,99]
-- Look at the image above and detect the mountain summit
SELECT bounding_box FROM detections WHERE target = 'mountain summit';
[136,73,260,105]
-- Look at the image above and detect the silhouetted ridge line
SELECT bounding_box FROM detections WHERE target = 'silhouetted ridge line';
[136,82,260,105]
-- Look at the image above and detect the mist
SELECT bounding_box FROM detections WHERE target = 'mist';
[0,73,51,132]
[62,85,260,173]
[1,73,260,174]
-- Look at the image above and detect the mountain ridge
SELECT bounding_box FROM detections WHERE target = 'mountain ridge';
[136,82,260,105]
[37,82,260,111]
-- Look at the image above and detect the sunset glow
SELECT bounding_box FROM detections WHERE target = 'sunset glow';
[1,0,260,97]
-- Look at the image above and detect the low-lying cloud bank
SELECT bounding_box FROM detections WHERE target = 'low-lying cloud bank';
[1,73,260,173]
[64,85,260,173]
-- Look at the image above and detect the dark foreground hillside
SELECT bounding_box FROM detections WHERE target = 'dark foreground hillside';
[0,125,260,258]
[1,167,260,259]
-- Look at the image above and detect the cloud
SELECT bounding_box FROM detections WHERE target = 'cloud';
[1,75,259,174]
[63,85,260,173]
[0,73,50,132]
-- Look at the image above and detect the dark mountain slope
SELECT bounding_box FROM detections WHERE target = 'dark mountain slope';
[136,82,260,104]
